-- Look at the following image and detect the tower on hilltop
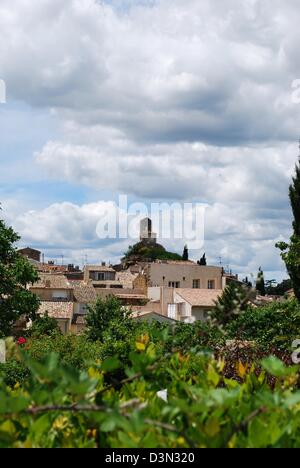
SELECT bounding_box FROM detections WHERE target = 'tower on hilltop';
[140,218,157,245]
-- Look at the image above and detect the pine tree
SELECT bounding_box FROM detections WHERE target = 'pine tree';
[256,267,266,296]
[277,154,300,301]
[211,282,247,326]
[182,245,189,261]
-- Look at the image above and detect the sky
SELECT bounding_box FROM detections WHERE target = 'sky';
[1,0,300,281]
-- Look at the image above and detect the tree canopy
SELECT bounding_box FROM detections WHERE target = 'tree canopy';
[0,214,40,337]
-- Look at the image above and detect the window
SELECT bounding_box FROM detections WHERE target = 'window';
[90,271,116,281]
[168,281,180,288]
[208,280,215,290]
[52,290,68,301]
[193,279,200,289]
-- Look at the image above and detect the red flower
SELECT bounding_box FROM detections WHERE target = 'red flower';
[17,337,27,345]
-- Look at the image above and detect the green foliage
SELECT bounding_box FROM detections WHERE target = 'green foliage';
[27,334,102,369]
[0,360,30,388]
[266,279,292,296]
[226,298,300,351]
[277,159,300,301]
[29,313,61,338]
[123,241,183,263]
[211,282,248,326]
[0,215,40,337]
[1,340,300,448]
[169,321,226,352]
[85,296,135,343]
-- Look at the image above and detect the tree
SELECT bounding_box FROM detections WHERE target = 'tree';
[267,279,293,296]
[256,267,266,296]
[277,157,300,301]
[182,244,189,261]
[242,276,253,288]
[0,215,40,337]
[85,295,134,342]
[29,313,61,338]
[211,281,248,326]
[198,253,207,266]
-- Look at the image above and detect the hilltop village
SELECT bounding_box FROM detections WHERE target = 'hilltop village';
[18,218,274,334]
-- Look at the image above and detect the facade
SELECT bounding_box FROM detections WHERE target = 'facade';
[143,261,224,290]
[84,264,122,289]
[30,274,73,302]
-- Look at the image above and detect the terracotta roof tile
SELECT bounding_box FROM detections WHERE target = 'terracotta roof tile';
[38,302,74,320]
[73,283,97,303]
[116,270,138,288]
[31,274,72,289]
[176,289,223,307]
[84,265,115,273]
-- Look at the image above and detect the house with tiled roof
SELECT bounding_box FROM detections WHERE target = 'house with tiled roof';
[169,288,223,323]
[72,281,97,318]
[38,302,74,334]
[30,273,73,302]
[84,264,123,289]
[29,273,75,333]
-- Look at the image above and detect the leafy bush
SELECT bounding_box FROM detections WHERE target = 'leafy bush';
[1,337,300,448]
[226,299,300,351]
[28,313,61,338]
[85,296,135,342]
[0,359,29,388]
[27,334,103,369]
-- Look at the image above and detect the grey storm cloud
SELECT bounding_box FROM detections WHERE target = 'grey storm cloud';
[0,0,300,146]
[1,0,300,277]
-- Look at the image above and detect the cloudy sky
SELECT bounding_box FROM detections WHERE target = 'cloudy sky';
[1,0,300,280]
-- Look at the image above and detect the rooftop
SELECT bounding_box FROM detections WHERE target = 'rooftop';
[73,282,97,303]
[84,265,115,273]
[38,301,73,320]
[176,289,223,307]
[31,273,72,290]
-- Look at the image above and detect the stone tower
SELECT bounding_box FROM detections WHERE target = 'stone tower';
[140,218,157,244]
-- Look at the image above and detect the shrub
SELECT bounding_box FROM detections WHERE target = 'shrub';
[0,359,30,388]
[28,313,61,338]
[226,298,300,351]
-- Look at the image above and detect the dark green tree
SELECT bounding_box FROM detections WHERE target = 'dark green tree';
[256,267,266,296]
[198,253,207,266]
[182,244,189,261]
[211,282,248,326]
[242,276,253,288]
[277,157,300,301]
[0,215,40,337]
[85,295,134,342]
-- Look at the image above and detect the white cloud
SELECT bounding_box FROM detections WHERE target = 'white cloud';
[1,0,299,278]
